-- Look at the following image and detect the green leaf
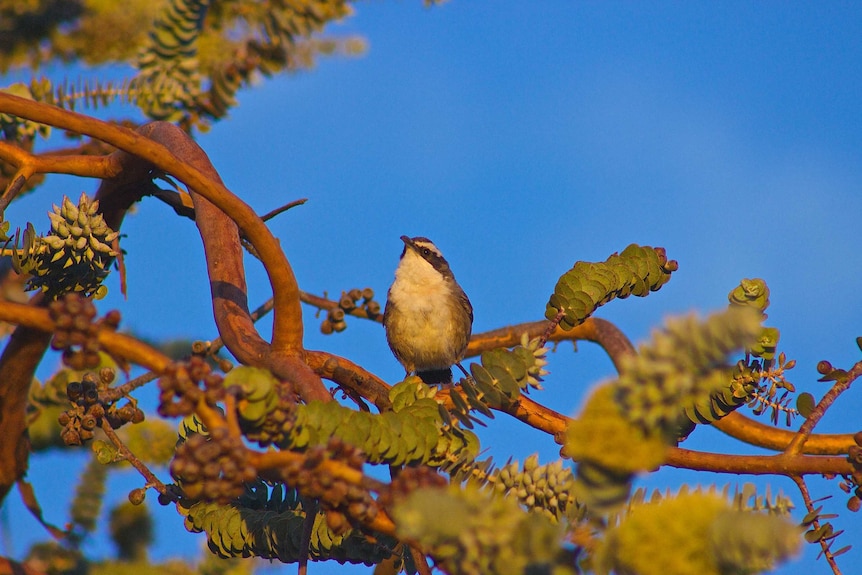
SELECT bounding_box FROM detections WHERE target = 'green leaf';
[833,545,852,557]
[796,393,816,418]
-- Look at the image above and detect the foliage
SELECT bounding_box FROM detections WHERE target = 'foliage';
[592,492,800,575]
[0,0,364,131]
[392,483,574,575]
[616,307,762,435]
[181,485,396,564]
[545,244,678,330]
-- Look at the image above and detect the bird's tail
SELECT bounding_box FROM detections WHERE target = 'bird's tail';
[416,367,453,385]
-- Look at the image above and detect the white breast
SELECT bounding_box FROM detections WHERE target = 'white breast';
[387,250,467,370]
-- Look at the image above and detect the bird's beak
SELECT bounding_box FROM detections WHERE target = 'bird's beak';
[400,235,414,249]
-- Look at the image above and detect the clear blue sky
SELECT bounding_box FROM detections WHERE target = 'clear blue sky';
[3,2,862,573]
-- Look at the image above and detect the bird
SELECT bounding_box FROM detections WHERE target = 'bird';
[383,235,473,385]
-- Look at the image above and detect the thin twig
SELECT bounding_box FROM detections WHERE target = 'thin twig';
[538,310,565,348]
[100,418,168,496]
[300,291,378,321]
[260,198,308,222]
[791,475,843,575]
[101,370,159,403]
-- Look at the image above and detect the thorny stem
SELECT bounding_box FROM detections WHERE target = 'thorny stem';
[785,360,862,456]
[99,418,168,496]
[305,350,392,412]
[792,475,843,575]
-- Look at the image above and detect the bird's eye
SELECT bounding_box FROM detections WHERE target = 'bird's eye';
[422,248,431,256]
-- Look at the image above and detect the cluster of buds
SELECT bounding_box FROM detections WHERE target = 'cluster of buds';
[320,288,380,334]
[378,465,447,510]
[171,427,257,503]
[59,369,142,445]
[281,437,378,534]
[48,294,120,370]
[158,356,225,417]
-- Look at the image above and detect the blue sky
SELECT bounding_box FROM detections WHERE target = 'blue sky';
[3,1,862,573]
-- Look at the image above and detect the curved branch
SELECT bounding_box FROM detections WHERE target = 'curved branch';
[664,447,852,477]
[713,411,856,456]
[467,318,637,371]
[0,94,304,357]
[0,140,120,180]
[0,323,51,502]
[443,384,856,477]
[0,95,330,401]
[305,350,392,411]
[784,360,862,455]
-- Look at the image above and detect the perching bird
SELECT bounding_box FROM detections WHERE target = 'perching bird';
[383,235,473,384]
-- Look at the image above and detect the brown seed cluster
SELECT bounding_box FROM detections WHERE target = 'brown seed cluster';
[49,293,103,369]
[320,287,379,334]
[170,427,257,503]
[158,356,225,417]
[279,437,379,532]
[378,465,448,509]
[59,369,142,445]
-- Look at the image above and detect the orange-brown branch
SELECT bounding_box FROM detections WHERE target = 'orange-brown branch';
[305,350,392,411]
[713,411,856,456]
[251,449,397,536]
[664,447,852,477]
[0,94,304,358]
[0,95,330,402]
[0,140,120,181]
[466,317,636,371]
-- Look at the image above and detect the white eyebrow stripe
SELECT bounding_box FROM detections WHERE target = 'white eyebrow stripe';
[412,240,442,258]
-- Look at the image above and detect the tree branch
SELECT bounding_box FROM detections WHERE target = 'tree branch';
[785,360,862,456]
[713,411,856,456]
[305,350,392,411]
[0,94,331,402]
